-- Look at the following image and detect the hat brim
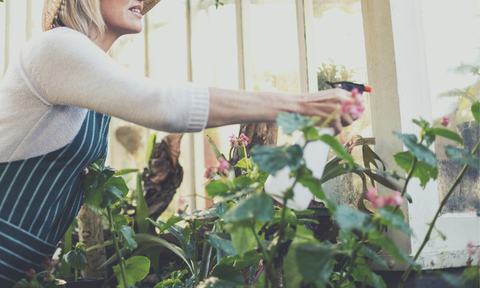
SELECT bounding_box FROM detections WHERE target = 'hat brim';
[42,0,162,31]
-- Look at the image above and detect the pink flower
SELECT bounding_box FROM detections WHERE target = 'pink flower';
[229,133,249,147]
[341,88,365,121]
[177,196,188,213]
[81,166,89,175]
[366,187,403,209]
[441,116,450,127]
[26,268,36,278]
[204,165,215,179]
[467,242,478,257]
[218,157,230,173]
[239,133,249,146]
[204,158,230,179]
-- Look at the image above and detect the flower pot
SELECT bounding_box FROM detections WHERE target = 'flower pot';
[63,277,104,288]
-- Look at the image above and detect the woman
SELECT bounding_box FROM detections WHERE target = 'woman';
[0,0,355,285]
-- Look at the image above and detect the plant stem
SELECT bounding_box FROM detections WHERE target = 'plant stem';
[334,236,366,288]
[74,268,78,282]
[107,206,128,288]
[398,139,480,287]
[318,108,340,130]
[252,223,269,262]
[62,225,72,279]
[243,144,250,172]
[191,220,200,286]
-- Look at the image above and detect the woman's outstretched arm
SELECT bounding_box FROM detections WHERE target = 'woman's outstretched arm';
[207,87,354,135]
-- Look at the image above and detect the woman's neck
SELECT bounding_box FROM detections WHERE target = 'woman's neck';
[90,29,120,53]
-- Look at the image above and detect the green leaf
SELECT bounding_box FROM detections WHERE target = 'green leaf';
[433,128,464,145]
[334,205,374,233]
[114,168,139,176]
[205,232,238,257]
[100,185,124,208]
[146,133,157,164]
[377,208,413,235]
[224,193,274,222]
[63,250,87,271]
[319,134,354,167]
[251,145,303,175]
[206,180,231,197]
[445,145,480,169]
[182,203,227,220]
[358,246,388,269]
[472,102,480,124]
[136,173,149,234]
[113,256,150,286]
[394,151,438,187]
[210,264,245,284]
[283,243,334,287]
[148,214,183,233]
[233,176,254,188]
[105,176,129,197]
[276,112,315,135]
[233,157,253,170]
[394,132,437,167]
[207,135,227,161]
[119,225,138,250]
[84,165,115,189]
[225,221,256,258]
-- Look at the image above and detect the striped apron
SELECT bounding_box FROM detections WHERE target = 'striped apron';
[0,110,110,286]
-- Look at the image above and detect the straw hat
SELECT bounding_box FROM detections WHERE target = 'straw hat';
[42,0,161,31]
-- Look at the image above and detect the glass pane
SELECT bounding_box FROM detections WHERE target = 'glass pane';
[422,0,480,214]
[312,0,370,205]
[249,0,301,93]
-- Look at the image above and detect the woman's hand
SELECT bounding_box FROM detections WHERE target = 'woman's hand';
[296,88,356,135]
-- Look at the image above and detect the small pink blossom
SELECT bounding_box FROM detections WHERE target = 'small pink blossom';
[467,242,477,257]
[341,88,365,121]
[81,166,89,175]
[218,157,230,173]
[26,268,36,278]
[204,158,230,179]
[366,187,403,209]
[177,196,188,213]
[441,116,450,127]
[229,133,249,147]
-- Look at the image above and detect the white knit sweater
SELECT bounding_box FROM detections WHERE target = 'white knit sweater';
[0,27,210,162]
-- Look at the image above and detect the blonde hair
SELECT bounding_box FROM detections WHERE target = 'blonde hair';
[53,0,105,38]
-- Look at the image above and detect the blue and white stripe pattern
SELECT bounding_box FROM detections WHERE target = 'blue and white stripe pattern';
[0,110,110,286]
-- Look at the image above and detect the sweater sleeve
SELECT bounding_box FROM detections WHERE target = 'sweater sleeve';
[20,27,210,133]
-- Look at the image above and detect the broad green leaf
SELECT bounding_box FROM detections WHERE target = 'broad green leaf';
[158,222,195,260]
[283,243,334,287]
[205,232,238,257]
[393,132,437,167]
[219,250,263,271]
[319,134,354,167]
[207,135,227,161]
[433,128,463,145]
[119,225,137,250]
[472,102,480,124]
[182,203,227,220]
[224,193,274,223]
[114,169,139,176]
[83,188,104,213]
[376,208,413,235]
[206,180,230,197]
[276,112,314,135]
[394,151,438,187]
[250,145,303,175]
[233,176,254,188]
[146,133,157,165]
[113,256,150,286]
[136,173,149,234]
[358,246,388,269]
[148,214,183,233]
[225,221,256,257]
[84,165,115,189]
[445,145,480,169]
[63,250,87,271]
[99,185,124,208]
[105,176,129,197]
[334,205,374,233]
[210,264,245,284]
[233,157,253,170]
